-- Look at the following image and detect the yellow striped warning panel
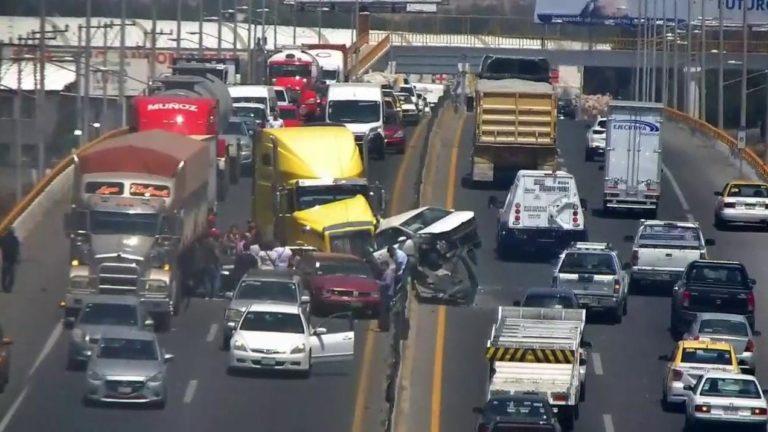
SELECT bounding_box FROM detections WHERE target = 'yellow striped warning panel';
[485,347,575,364]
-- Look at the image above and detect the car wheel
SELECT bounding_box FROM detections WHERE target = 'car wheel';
[579,381,586,402]
[613,306,623,324]
[153,398,166,410]
[221,335,231,351]
[622,298,628,316]
[559,408,575,431]
[714,213,727,230]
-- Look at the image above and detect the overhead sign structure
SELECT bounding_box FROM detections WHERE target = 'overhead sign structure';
[534,0,768,26]
[286,0,445,3]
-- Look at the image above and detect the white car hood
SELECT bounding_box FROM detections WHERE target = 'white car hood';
[420,211,475,234]
[343,122,381,135]
[233,331,306,353]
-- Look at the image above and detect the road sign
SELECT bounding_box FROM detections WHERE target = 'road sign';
[737,127,747,149]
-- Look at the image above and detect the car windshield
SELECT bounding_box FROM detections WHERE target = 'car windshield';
[699,319,749,337]
[327,100,381,124]
[233,106,266,121]
[638,224,702,245]
[231,96,268,106]
[279,108,298,120]
[523,294,577,309]
[680,347,733,365]
[400,207,452,233]
[235,280,297,303]
[484,398,551,423]
[79,303,138,326]
[316,259,372,278]
[726,184,768,198]
[98,338,157,361]
[225,121,245,135]
[700,378,762,399]
[687,265,747,287]
[596,120,607,129]
[396,94,414,104]
[275,90,288,103]
[239,311,304,333]
[89,211,159,236]
[269,64,312,78]
[295,184,369,210]
[329,230,373,257]
[559,252,616,275]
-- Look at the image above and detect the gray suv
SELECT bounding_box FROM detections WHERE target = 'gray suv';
[67,295,154,370]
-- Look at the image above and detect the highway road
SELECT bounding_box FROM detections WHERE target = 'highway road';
[0,121,429,432]
[401,113,768,432]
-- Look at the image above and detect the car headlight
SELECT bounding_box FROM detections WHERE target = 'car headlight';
[147,372,164,383]
[232,338,247,352]
[290,343,306,354]
[72,328,86,342]
[145,280,168,293]
[225,308,244,322]
[69,276,90,290]
[394,130,404,138]
[87,370,104,381]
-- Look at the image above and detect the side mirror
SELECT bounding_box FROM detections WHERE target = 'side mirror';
[704,238,716,246]
[683,385,693,392]
[714,191,723,196]
[658,354,671,361]
[226,321,236,329]
[579,198,588,210]
[224,291,234,300]
[487,196,501,209]
[471,406,484,415]
[512,300,521,307]
[579,357,587,366]
[63,316,76,329]
[144,318,155,328]
[313,327,327,336]
[622,262,632,271]
[300,295,311,304]
[749,278,756,286]
[623,235,635,243]
[580,340,593,349]
[163,353,175,363]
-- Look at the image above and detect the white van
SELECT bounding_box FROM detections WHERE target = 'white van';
[326,83,385,159]
[489,170,587,257]
[228,85,278,115]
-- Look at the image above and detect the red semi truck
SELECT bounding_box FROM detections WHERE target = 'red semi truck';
[268,49,321,120]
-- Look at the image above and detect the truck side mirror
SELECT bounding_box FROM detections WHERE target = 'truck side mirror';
[704,238,716,246]
[714,191,723,196]
[487,196,501,209]
[579,198,588,210]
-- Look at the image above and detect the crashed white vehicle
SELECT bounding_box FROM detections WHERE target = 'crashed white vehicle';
[374,206,480,301]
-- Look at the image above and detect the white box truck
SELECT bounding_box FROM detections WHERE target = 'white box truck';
[603,101,664,217]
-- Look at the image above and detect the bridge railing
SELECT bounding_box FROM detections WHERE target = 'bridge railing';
[664,107,768,181]
[349,34,392,78]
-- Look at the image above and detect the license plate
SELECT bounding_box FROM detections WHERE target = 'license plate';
[724,407,739,415]
[117,386,133,394]
[350,302,363,309]
[261,357,276,366]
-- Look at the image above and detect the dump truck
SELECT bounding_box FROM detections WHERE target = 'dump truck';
[471,78,558,184]
[485,307,588,430]
[63,130,211,328]
[252,125,385,256]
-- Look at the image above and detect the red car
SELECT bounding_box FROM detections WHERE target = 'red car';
[277,105,303,127]
[384,109,406,153]
[296,252,380,315]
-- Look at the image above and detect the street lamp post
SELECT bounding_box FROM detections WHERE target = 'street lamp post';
[218,0,224,55]
[686,0,692,115]
[261,0,267,47]
[718,0,725,129]
[119,0,127,127]
[699,0,706,121]
[673,0,679,109]
[662,0,668,105]
[643,0,650,101]
[651,0,657,102]
[635,0,643,100]
[739,0,748,175]
[84,0,92,143]
[176,0,182,57]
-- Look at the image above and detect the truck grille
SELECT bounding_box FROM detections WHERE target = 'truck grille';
[98,262,139,292]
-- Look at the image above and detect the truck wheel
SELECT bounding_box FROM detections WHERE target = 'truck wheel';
[584,148,593,162]
[646,207,658,219]
[154,313,172,333]
[623,298,628,316]
[613,306,623,324]
[559,408,575,431]
[579,381,586,402]
[714,214,727,230]
[229,158,239,185]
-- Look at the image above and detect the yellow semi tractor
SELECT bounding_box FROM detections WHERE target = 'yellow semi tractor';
[252,125,385,256]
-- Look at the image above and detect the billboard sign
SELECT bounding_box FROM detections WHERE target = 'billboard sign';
[534,0,768,26]
[89,51,149,96]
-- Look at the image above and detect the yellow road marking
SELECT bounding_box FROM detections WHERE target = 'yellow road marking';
[352,117,428,432]
[430,112,466,432]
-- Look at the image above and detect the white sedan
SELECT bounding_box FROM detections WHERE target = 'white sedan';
[585,117,607,161]
[684,372,768,430]
[228,303,354,377]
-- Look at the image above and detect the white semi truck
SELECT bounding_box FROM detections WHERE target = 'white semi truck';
[603,101,664,217]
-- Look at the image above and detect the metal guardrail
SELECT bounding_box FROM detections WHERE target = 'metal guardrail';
[664,107,768,180]
[0,127,130,235]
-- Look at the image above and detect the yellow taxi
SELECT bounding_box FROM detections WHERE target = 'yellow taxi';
[661,340,740,410]
[714,180,768,228]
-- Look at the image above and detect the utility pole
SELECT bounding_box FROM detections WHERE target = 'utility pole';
[119,0,126,127]
[318,0,323,44]
[662,0,668,106]
[651,0,657,102]
[176,0,182,58]
[673,0,679,109]
[739,0,748,175]
[718,0,725,129]
[292,1,297,45]
[37,0,46,175]
[273,0,278,51]
[84,0,92,143]
[198,0,204,57]
[643,0,650,101]
[232,2,238,58]
[686,0,692,115]
[246,0,253,83]
[261,0,267,48]
[102,21,110,131]
[699,0,706,121]
[14,59,22,201]
[635,0,643,100]
[150,3,157,81]
[218,0,224,55]
[76,24,84,146]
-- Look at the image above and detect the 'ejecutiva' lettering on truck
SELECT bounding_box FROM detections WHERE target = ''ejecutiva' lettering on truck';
[611,119,661,133]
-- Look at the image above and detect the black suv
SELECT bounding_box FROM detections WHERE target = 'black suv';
[473,392,561,432]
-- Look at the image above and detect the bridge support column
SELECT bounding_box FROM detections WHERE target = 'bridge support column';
[685,66,701,119]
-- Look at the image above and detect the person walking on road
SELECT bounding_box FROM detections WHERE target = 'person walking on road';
[269,242,293,270]
[268,111,284,129]
[200,231,222,299]
[377,261,396,332]
[387,245,408,290]
[0,228,20,293]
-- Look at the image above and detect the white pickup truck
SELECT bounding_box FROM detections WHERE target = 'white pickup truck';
[624,220,715,289]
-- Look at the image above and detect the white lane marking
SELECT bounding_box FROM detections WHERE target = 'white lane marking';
[28,324,62,378]
[183,379,198,404]
[206,323,219,343]
[662,162,691,212]
[603,413,615,432]
[0,386,29,432]
[592,352,604,376]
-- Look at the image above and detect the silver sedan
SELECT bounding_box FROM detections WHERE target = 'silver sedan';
[683,313,759,375]
[684,372,768,430]
[714,181,768,228]
[84,328,173,407]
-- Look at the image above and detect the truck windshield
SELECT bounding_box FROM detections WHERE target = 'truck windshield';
[233,106,266,121]
[559,252,616,275]
[269,64,311,78]
[90,211,159,236]
[329,230,373,257]
[295,184,370,210]
[321,69,339,81]
[232,96,268,107]
[327,100,381,124]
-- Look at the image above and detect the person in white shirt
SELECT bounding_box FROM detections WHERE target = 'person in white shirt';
[268,111,284,129]
[268,243,293,269]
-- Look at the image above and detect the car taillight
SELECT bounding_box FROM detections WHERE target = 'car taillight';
[551,392,568,402]
[752,407,767,416]
[672,368,684,381]
[748,291,755,312]
[216,138,227,158]
[746,339,755,352]
[694,404,711,413]
[477,425,490,432]
[723,202,736,208]
[682,290,691,308]
[614,278,621,294]
[630,250,639,266]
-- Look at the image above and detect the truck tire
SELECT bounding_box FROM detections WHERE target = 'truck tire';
[229,158,239,185]
[579,381,586,402]
[559,408,575,431]
[613,306,623,324]
[584,148,593,162]
[646,207,658,219]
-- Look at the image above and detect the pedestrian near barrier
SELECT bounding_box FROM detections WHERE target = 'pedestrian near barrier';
[0,228,20,293]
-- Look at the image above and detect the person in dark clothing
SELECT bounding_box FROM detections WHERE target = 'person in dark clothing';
[232,248,258,287]
[199,234,222,299]
[0,228,20,293]
[377,261,395,332]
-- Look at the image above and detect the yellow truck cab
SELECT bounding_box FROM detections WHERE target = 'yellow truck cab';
[252,126,384,256]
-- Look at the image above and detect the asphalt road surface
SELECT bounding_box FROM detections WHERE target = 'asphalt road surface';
[0,122,424,432]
